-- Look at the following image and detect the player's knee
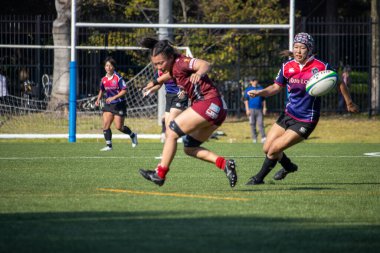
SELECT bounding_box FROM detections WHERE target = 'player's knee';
[263,144,269,154]
[115,125,123,131]
[267,144,282,158]
[262,140,270,153]
[184,146,197,157]
[169,120,185,137]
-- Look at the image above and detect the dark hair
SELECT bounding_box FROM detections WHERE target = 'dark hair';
[104,56,117,68]
[140,37,179,58]
[343,65,352,72]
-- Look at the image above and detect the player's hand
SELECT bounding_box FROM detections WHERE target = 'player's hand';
[145,81,155,90]
[263,108,267,116]
[95,100,99,106]
[246,110,250,117]
[105,97,113,104]
[347,101,359,113]
[190,73,203,84]
[177,89,186,99]
[248,90,259,98]
[142,87,152,97]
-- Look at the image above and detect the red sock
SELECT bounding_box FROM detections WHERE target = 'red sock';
[156,164,169,179]
[215,157,226,170]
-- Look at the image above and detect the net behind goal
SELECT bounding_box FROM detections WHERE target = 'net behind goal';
[0,63,161,138]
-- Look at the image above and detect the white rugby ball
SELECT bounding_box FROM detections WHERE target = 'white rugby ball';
[306,70,338,97]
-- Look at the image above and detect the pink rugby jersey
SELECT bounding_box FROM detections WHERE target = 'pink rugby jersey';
[100,72,127,104]
[274,56,333,123]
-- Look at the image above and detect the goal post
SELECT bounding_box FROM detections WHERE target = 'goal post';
[69,0,295,142]
[0,1,295,140]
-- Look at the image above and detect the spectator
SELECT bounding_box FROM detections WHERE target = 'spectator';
[0,70,9,102]
[338,65,352,114]
[243,76,267,143]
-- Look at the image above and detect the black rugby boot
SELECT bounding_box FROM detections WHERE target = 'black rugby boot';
[139,169,165,186]
[224,159,237,187]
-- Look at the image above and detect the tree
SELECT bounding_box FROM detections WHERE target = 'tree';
[50,0,72,110]
[122,0,289,80]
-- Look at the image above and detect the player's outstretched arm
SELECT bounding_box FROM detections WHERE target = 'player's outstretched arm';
[248,83,282,98]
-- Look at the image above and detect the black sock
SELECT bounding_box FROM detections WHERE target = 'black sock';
[255,156,278,181]
[121,126,133,136]
[279,153,296,172]
[103,129,112,147]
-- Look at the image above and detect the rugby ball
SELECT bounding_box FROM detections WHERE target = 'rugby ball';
[306,70,338,97]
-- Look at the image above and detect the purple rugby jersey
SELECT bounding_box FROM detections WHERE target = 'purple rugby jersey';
[274,56,334,123]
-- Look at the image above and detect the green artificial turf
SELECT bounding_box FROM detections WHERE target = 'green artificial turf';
[0,142,379,253]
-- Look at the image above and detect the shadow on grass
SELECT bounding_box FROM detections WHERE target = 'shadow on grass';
[0,211,379,253]
[284,182,380,186]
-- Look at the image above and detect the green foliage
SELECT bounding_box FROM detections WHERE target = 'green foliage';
[77,0,290,81]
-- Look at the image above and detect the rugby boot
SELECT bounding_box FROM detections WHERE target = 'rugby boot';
[245,176,265,185]
[224,159,237,187]
[100,146,112,151]
[139,169,165,186]
[273,163,298,180]
[131,133,138,148]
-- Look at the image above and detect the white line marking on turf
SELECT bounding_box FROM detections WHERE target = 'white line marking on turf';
[363,152,380,157]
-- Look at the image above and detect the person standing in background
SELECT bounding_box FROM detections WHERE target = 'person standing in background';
[337,65,352,114]
[244,77,267,143]
[0,69,9,102]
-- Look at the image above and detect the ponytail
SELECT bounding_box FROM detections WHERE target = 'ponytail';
[140,37,179,58]
[140,37,159,50]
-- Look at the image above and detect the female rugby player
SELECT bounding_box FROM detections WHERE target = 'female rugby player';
[143,69,188,143]
[95,57,138,151]
[245,33,359,185]
[139,38,237,188]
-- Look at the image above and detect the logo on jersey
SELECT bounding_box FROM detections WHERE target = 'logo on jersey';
[299,126,307,134]
[175,102,181,108]
[311,68,319,75]
[289,68,295,73]
[206,103,220,119]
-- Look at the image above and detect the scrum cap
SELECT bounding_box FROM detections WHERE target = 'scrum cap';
[293,32,314,56]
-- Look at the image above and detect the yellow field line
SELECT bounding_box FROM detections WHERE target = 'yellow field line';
[97,188,251,202]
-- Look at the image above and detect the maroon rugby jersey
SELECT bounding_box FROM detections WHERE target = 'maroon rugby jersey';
[171,55,220,102]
